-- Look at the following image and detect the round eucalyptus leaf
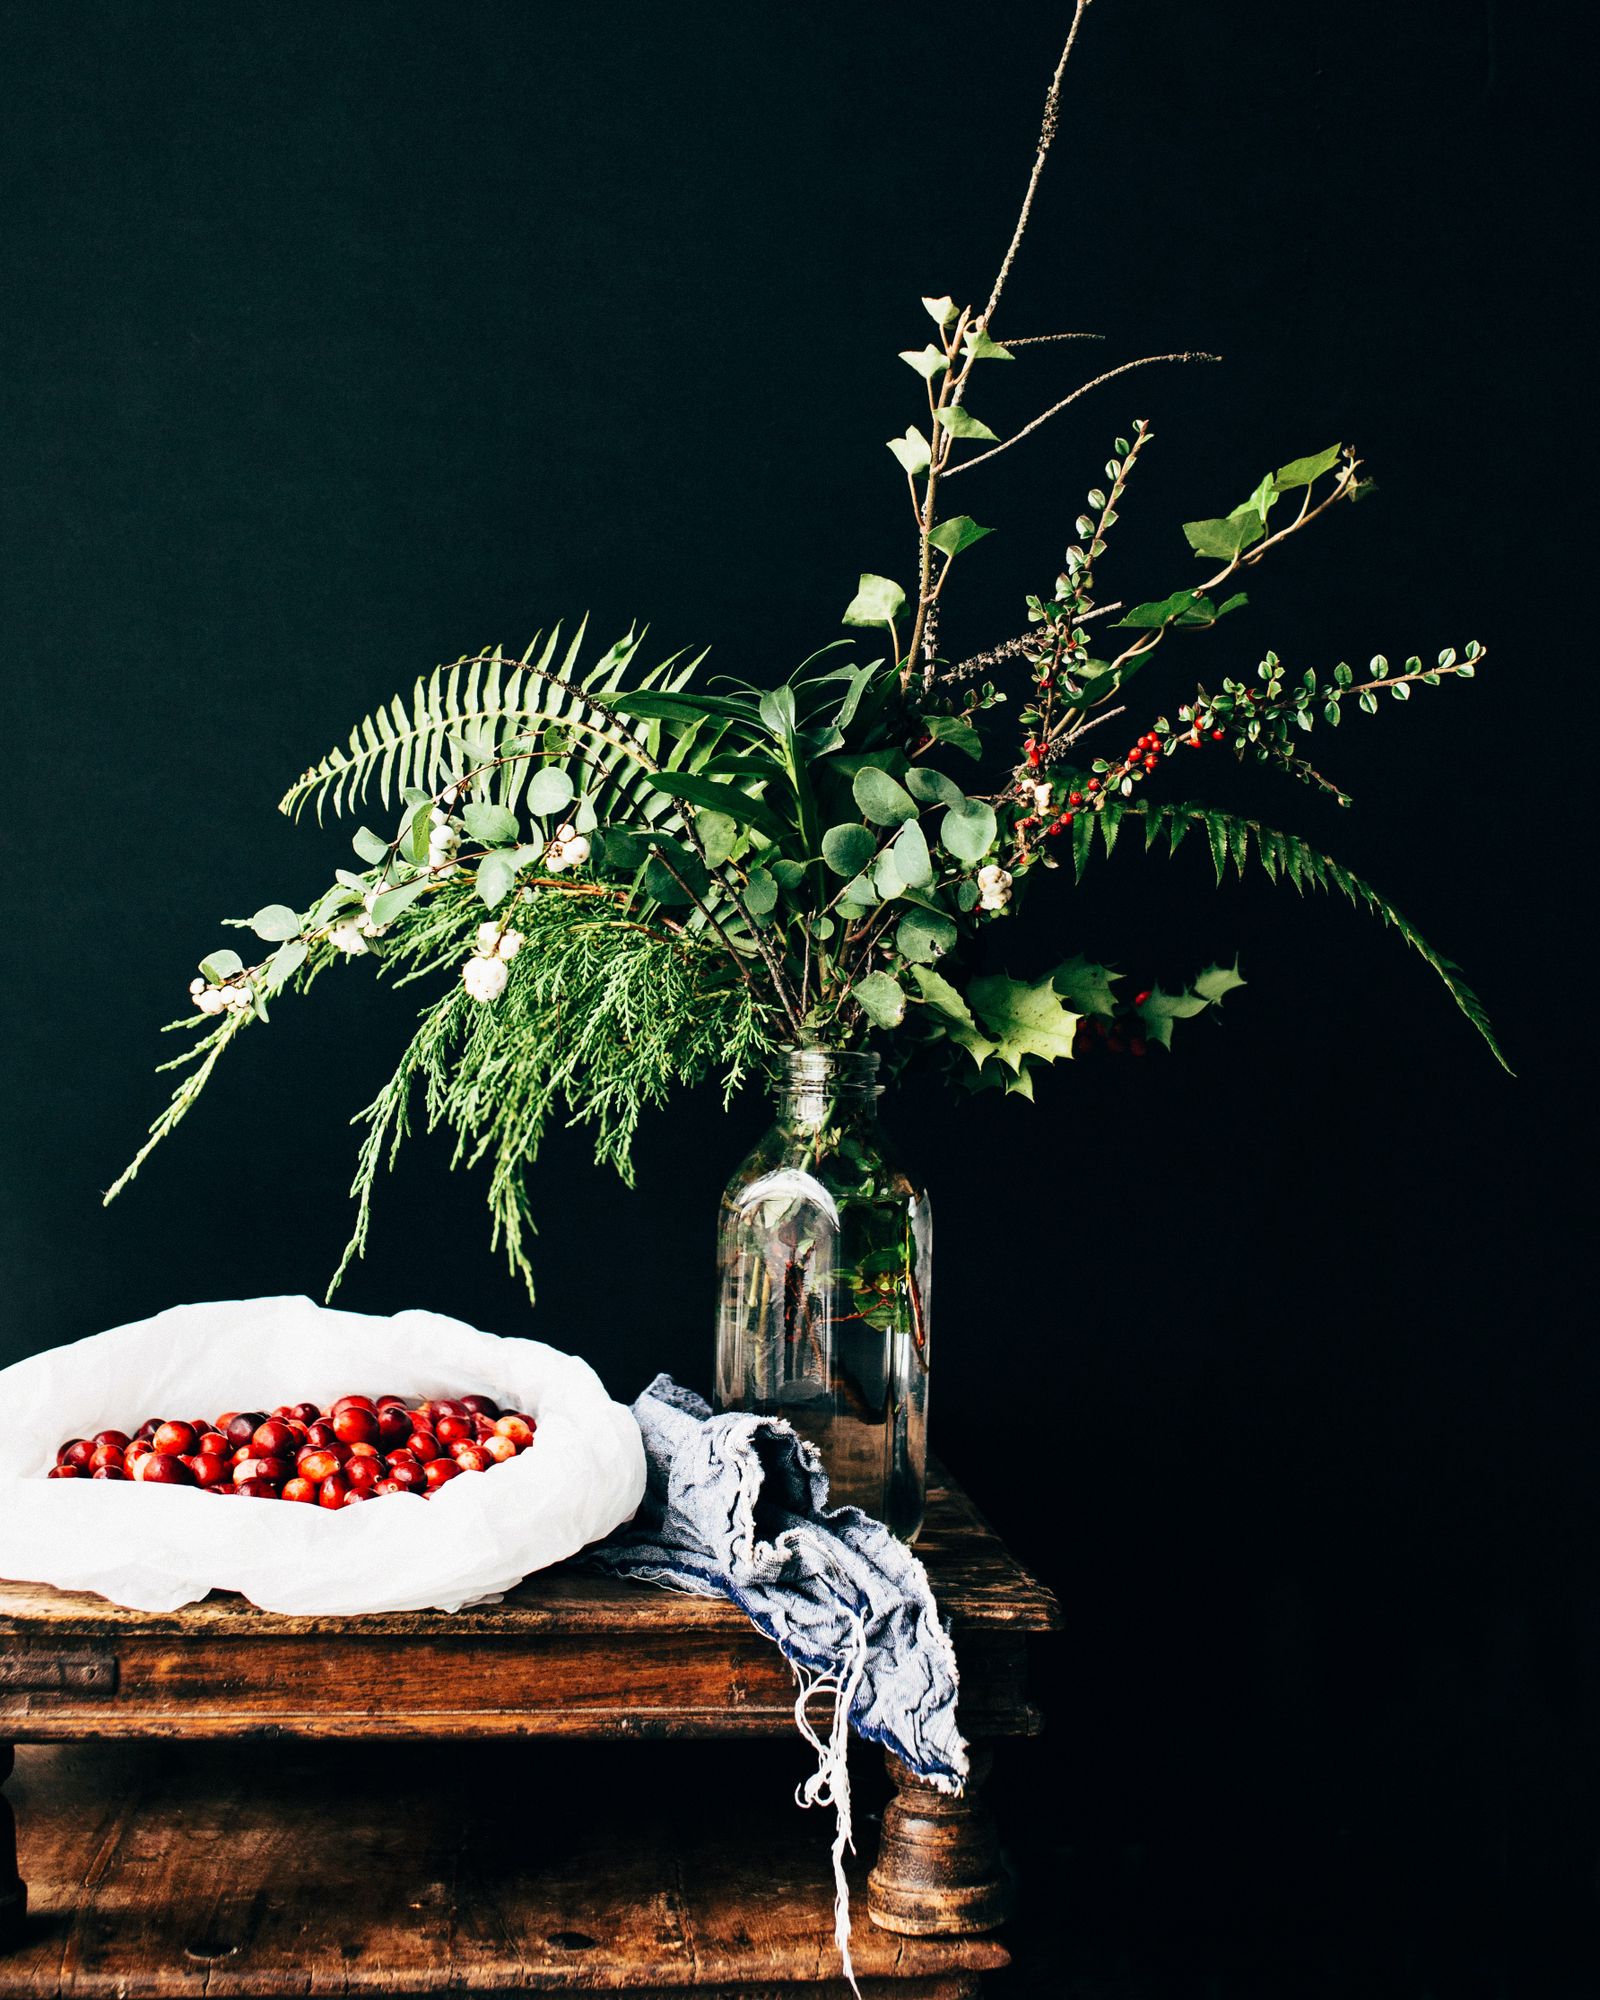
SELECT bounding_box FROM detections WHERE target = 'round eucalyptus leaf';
[822,822,878,877]
[939,798,997,865]
[852,765,918,826]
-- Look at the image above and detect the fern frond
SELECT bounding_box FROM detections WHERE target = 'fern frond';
[1112,800,1512,1072]
[277,623,682,825]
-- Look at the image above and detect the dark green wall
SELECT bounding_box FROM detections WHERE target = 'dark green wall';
[1,1,1586,1978]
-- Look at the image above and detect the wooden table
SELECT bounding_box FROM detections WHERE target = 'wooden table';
[0,1465,1059,1995]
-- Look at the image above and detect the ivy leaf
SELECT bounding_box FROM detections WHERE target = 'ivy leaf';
[887,427,933,476]
[899,345,949,381]
[822,822,877,876]
[939,798,997,864]
[527,767,575,818]
[198,949,244,983]
[842,574,907,629]
[897,906,956,963]
[1273,443,1342,490]
[853,766,919,826]
[1052,954,1120,1018]
[463,801,519,846]
[352,826,389,865]
[923,715,983,761]
[853,970,908,1029]
[248,904,302,943]
[1113,590,1219,630]
[476,852,515,909]
[1182,514,1263,564]
[968,970,1081,1070]
[934,404,1000,442]
[928,515,994,558]
[891,816,934,888]
[962,326,1013,362]
[921,294,958,327]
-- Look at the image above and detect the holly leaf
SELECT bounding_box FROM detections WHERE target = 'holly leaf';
[968,970,1081,1071]
[1193,959,1247,1004]
[842,574,907,629]
[1135,983,1210,1050]
[1052,954,1120,1018]
[912,965,998,1066]
[887,426,933,476]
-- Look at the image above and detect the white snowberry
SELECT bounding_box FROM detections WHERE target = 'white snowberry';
[562,835,590,867]
[976,864,1013,912]
[496,928,523,960]
[462,954,509,1003]
[475,921,503,956]
[189,977,206,996]
[329,921,369,956]
[194,987,227,1016]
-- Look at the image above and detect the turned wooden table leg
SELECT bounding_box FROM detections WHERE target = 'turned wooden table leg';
[866,1743,1013,1935]
[0,1744,26,1949]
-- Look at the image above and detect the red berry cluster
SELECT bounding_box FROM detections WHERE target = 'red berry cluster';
[47,1393,536,1505]
[1076,989,1153,1058]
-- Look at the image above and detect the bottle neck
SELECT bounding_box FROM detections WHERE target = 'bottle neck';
[774,1048,883,1132]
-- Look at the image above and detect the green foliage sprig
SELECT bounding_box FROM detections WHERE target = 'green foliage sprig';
[109,2,1506,1294]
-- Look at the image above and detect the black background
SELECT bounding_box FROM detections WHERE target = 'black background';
[1,2,1591,1990]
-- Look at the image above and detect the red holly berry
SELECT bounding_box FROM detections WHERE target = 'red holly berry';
[1129,1038,1148,1057]
[1134,990,1151,1006]
[1211,728,1225,740]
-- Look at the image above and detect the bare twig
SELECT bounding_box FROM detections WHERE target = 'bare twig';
[980,2,1095,331]
[998,331,1106,347]
[943,352,1219,478]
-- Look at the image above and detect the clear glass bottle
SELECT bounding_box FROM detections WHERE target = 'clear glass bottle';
[714,1048,931,1539]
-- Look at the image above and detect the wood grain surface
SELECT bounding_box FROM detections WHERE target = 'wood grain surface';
[0,1738,1009,1996]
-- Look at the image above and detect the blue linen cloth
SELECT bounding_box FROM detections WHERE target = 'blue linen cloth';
[586,1374,968,1990]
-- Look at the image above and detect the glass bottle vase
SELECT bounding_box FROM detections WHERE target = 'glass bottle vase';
[713,1048,931,1539]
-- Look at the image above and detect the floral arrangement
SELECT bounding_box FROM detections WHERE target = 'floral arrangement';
[108,4,1504,1296]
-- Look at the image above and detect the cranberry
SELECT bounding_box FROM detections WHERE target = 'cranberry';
[91,1465,128,1480]
[459,1394,501,1419]
[288,1402,322,1426]
[435,1415,472,1447]
[433,1399,469,1423]
[305,1421,341,1449]
[63,1438,98,1471]
[375,1391,411,1409]
[125,1439,154,1469]
[372,1478,406,1496]
[137,1452,195,1486]
[376,1405,413,1451]
[407,1429,440,1463]
[386,1459,427,1492]
[197,1431,230,1457]
[90,1444,125,1473]
[453,1446,490,1474]
[344,1456,382,1492]
[252,1419,298,1457]
[423,1459,461,1492]
[281,1477,318,1504]
[332,1406,379,1448]
[494,1416,535,1449]
[471,1413,498,1441]
[482,1435,518,1465]
[341,1487,371,1505]
[47,1464,80,1479]
[236,1477,281,1499]
[92,1429,131,1452]
[233,1455,290,1486]
[297,1448,344,1484]
[317,1475,349,1509]
[332,1395,376,1416]
[135,1419,162,1442]
[188,1454,228,1487]
[226,1413,266,1448]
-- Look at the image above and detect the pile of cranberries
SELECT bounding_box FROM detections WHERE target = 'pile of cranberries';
[46,1393,535,1505]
